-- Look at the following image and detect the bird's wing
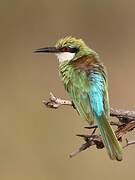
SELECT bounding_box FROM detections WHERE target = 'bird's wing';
[65,69,94,124]
[88,71,110,119]
[66,55,109,124]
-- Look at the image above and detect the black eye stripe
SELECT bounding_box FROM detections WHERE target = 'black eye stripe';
[61,47,70,52]
[60,46,78,53]
[69,47,78,53]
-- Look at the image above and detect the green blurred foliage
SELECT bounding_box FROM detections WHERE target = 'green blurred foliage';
[0,0,135,179]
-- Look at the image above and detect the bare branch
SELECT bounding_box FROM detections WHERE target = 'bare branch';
[43,92,72,109]
[43,93,135,122]
[123,138,135,148]
[69,141,93,158]
[43,92,135,158]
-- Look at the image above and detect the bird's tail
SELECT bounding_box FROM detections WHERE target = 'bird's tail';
[96,114,123,161]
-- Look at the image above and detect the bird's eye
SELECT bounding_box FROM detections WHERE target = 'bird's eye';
[68,45,79,53]
[61,46,69,52]
[60,46,78,53]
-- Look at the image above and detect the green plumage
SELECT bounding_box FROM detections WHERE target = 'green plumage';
[60,61,94,124]
[60,59,122,161]
[97,114,122,161]
[57,37,123,161]
[35,36,123,161]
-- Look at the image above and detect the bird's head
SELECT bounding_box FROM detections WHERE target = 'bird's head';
[35,36,96,63]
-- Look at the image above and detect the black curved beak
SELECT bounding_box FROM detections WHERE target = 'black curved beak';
[34,47,60,53]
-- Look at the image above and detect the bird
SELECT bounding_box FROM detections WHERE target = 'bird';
[34,36,123,161]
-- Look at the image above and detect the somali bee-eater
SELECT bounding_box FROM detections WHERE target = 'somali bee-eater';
[35,36,123,161]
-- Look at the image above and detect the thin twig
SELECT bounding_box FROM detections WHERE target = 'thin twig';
[43,92,72,109]
[123,138,135,148]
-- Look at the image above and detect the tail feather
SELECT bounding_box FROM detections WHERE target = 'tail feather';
[96,115,123,161]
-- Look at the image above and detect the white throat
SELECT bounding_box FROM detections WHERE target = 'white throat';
[56,52,75,63]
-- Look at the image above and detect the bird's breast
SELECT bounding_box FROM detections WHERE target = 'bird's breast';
[59,62,74,86]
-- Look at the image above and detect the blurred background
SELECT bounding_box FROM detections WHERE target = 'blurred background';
[0,0,135,179]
